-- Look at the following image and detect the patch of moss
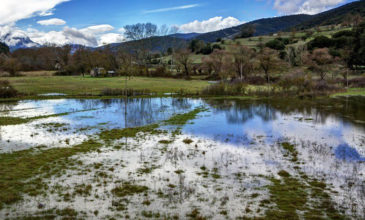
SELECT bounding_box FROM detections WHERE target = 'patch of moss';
[137,164,159,175]
[99,124,160,141]
[186,208,206,220]
[111,182,148,197]
[159,139,173,144]
[278,170,290,178]
[0,117,30,126]
[281,142,295,153]
[183,138,193,144]
[281,142,299,162]
[265,171,308,219]
[164,107,207,126]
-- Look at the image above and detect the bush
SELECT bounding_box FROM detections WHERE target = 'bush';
[0,80,18,98]
[202,82,247,96]
[307,36,333,50]
[265,39,285,50]
[348,77,365,88]
[332,30,354,38]
[149,66,172,77]
[313,81,339,92]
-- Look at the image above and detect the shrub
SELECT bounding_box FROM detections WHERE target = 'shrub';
[245,76,267,85]
[149,66,172,77]
[347,77,365,88]
[265,39,285,50]
[0,80,18,98]
[332,30,354,38]
[313,80,339,92]
[100,88,151,96]
[307,36,333,50]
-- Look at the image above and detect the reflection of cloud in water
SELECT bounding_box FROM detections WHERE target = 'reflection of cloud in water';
[183,98,365,159]
[0,98,201,153]
[335,144,365,162]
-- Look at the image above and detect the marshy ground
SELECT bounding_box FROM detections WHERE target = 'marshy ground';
[0,97,364,219]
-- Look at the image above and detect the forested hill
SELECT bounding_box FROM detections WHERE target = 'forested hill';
[294,0,365,30]
[0,42,9,54]
[104,36,188,53]
[194,14,312,42]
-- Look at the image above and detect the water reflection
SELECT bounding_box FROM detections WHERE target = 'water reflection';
[0,98,200,152]
[183,97,365,157]
[335,144,365,162]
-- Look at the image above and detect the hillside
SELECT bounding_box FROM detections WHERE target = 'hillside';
[295,0,365,30]
[194,14,313,42]
[104,36,188,53]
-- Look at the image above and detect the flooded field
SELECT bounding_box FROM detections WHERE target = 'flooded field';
[0,97,364,219]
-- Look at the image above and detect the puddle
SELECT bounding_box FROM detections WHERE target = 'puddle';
[0,97,365,219]
[38,93,67,96]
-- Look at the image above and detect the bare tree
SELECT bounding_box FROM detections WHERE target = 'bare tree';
[233,46,255,81]
[258,48,280,84]
[174,49,192,79]
[123,23,158,65]
[3,58,21,76]
[124,23,158,41]
[305,48,334,81]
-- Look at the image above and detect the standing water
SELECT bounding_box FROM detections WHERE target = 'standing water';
[0,97,364,219]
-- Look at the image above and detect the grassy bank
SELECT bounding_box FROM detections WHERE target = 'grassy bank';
[1,75,364,102]
[2,76,209,96]
[331,88,365,97]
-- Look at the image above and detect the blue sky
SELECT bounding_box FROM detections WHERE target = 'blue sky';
[16,0,277,31]
[0,0,357,46]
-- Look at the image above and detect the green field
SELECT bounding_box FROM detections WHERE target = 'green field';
[3,75,209,96]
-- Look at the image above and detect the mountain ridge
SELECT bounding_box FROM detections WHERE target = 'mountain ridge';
[1,0,364,51]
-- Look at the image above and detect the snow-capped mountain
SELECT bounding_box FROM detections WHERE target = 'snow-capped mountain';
[0,27,39,51]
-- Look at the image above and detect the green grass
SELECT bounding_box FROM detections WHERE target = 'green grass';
[332,88,365,97]
[0,109,97,126]
[0,140,102,209]
[99,124,161,141]
[111,182,148,197]
[163,107,207,126]
[99,107,206,142]
[265,171,308,220]
[3,76,209,96]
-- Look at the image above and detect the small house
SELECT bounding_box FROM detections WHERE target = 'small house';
[90,67,106,77]
[107,70,116,77]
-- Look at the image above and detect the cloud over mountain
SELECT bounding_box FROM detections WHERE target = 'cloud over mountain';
[179,16,244,33]
[273,0,346,15]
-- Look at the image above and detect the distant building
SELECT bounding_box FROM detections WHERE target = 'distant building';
[90,67,106,77]
[107,70,116,77]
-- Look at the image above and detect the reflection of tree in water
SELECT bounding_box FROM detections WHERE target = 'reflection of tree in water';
[74,98,193,128]
[204,99,278,124]
[77,99,112,110]
[0,102,18,112]
[204,97,365,131]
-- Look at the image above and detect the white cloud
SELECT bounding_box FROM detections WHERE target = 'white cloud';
[179,16,244,33]
[99,33,126,45]
[143,4,200,14]
[37,18,66,26]
[0,0,69,25]
[80,24,114,35]
[24,24,124,47]
[118,27,126,33]
[273,0,346,15]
